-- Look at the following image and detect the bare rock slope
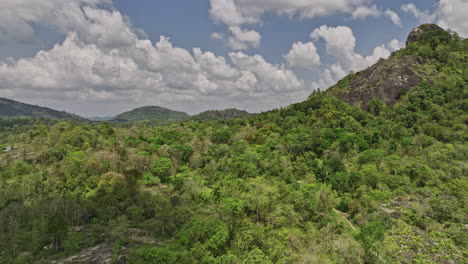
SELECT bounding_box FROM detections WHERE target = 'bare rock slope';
[327,24,444,109]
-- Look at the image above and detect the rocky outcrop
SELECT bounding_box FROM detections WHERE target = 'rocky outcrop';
[2,145,12,152]
[327,55,436,109]
[327,24,447,110]
[406,24,445,46]
[50,244,114,264]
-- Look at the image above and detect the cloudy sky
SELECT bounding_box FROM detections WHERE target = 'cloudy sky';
[0,0,466,117]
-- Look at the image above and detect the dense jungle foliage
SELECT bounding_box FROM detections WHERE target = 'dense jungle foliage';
[0,28,466,263]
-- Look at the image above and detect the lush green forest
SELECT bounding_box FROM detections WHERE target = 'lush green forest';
[0,27,466,263]
[190,109,251,122]
[112,106,189,123]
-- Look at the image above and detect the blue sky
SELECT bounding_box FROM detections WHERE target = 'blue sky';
[0,0,465,117]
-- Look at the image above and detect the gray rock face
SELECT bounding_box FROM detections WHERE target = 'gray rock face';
[50,244,116,264]
[326,24,448,110]
[328,55,434,110]
[406,24,444,46]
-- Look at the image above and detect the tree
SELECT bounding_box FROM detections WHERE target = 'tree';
[152,158,174,183]
[211,128,233,144]
[243,248,272,264]
[47,212,69,250]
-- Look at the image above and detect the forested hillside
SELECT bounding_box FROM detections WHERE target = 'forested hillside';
[0,25,466,263]
[191,109,251,122]
[112,106,189,123]
[0,98,84,121]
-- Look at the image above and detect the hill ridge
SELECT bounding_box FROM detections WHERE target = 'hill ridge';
[0,97,84,120]
[112,105,189,123]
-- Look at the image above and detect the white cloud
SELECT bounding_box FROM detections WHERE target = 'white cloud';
[401,3,437,24]
[211,32,224,40]
[436,0,468,37]
[315,64,347,89]
[193,48,241,81]
[388,39,405,51]
[311,25,362,71]
[283,41,321,69]
[230,52,304,93]
[209,0,385,50]
[209,0,373,26]
[0,0,116,45]
[401,1,468,38]
[352,5,380,20]
[79,6,138,49]
[311,25,398,89]
[348,6,402,26]
[0,1,306,116]
[227,26,261,50]
[384,9,402,26]
[209,0,259,26]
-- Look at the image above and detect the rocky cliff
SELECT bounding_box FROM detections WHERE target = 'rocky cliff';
[327,24,449,110]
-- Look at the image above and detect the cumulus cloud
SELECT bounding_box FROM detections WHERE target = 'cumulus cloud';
[400,3,436,24]
[283,41,321,69]
[315,64,347,90]
[209,0,373,26]
[209,0,259,26]
[0,0,120,46]
[209,0,386,50]
[0,0,307,116]
[230,52,304,92]
[0,31,300,101]
[436,0,468,37]
[352,5,380,20]
[388,39,405,51]
[311,25,363,71]
[401,1,468,37]
[310,25,399,89]
[384,9,402,26]
[351,6,402,26]
[210,32,224,40]
[227,27,261,50]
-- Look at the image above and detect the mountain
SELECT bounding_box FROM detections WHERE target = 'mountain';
[88,116,115,121]
[191,108,250,121]
[0,97,84,120]
[327,24,460,110]
[112,106,189,122]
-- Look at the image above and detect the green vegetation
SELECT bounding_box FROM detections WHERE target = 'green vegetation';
[0,97,84,120]
[191,109,251,122]
[112,106,189,123]
[0,26,466,263]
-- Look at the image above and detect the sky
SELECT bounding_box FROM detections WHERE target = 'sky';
[0,0,466,117]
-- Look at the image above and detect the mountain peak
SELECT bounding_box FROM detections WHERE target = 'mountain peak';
[327,24,462,110]
[406,24,445,46]
[112,105,189,123]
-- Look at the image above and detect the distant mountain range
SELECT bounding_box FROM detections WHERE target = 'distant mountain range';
[0,98,253,123]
